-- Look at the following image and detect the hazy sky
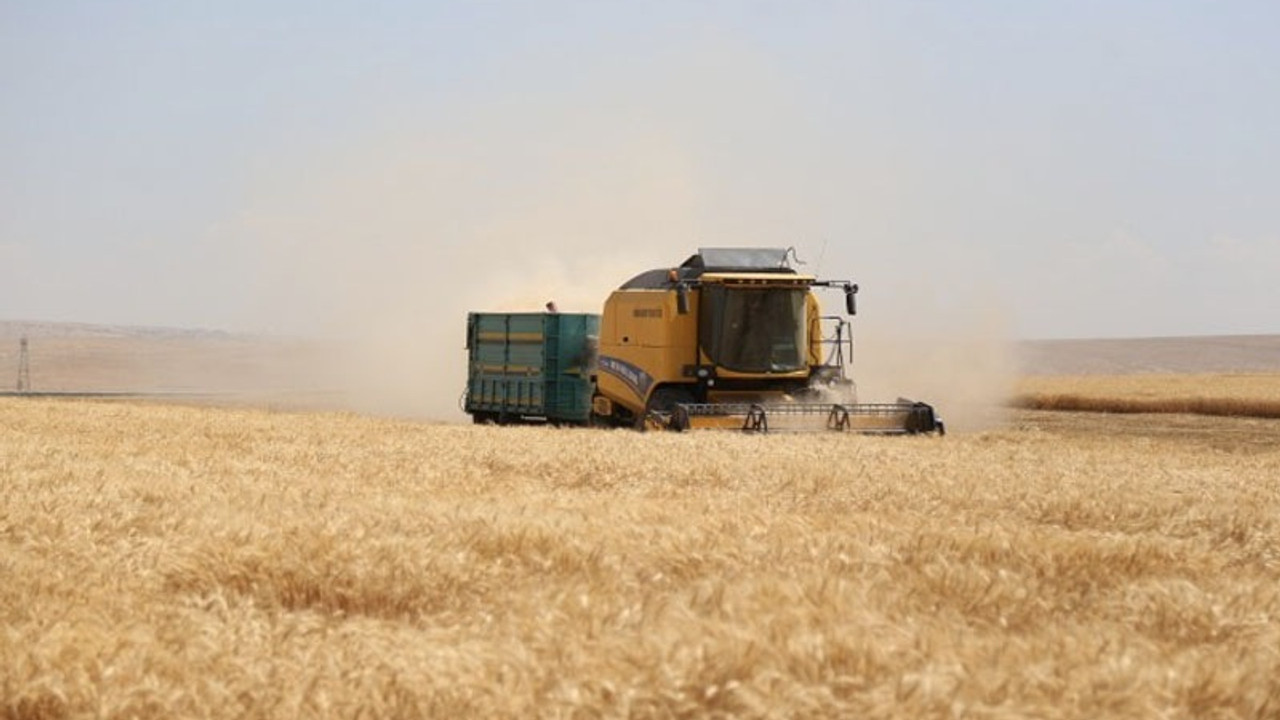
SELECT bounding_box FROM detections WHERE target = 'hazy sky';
[3,1,1277,340]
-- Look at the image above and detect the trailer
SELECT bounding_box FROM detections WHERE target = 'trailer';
[463,312,598,425]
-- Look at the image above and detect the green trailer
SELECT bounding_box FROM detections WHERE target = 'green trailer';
[464,312,599,425]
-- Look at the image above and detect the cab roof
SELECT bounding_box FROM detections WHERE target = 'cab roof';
[619,247,798,290]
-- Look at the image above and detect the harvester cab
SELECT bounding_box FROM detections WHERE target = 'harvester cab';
[590,248,943,434]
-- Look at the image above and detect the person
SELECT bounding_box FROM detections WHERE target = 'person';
[545,301,559,313]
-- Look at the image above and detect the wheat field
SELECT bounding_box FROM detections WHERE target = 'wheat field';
[3,397,1279,719]
[1015,373,1280,418]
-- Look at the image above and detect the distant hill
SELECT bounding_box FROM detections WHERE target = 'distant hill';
[1019,335,1280,375]
[0,320,237,341]
[0,319,336,397]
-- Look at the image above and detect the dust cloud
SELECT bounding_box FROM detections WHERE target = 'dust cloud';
[227,116,702,419]
[846,284,1018,433]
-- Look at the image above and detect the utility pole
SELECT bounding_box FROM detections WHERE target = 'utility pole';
[17,337,30,392]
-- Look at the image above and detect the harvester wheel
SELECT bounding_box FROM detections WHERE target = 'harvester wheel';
[640,387,697,431]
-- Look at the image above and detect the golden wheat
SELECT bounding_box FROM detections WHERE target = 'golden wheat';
[2,398,1279,719]
[1014,373,1280,419]
[1014,394,1280,418]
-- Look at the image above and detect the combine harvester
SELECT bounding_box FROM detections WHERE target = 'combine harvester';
[464,248,943,435]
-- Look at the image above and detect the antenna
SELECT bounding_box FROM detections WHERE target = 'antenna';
[814,239,828,277]
[17,337,30,392]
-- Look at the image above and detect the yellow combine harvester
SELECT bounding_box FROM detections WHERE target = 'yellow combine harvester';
[464,247,942,434]
[590,248,943,434]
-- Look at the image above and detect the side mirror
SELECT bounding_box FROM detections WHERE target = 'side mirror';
[676,283,690,315]
[844,283,858,315]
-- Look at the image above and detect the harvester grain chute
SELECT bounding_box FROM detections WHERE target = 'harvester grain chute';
[464,248,943,435]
